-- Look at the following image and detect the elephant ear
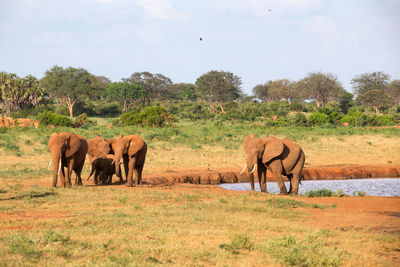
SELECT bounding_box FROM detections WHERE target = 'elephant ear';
[127,135,144,156]
[243,133,256,155]
[65,133,81,158]
[262,137,284,164]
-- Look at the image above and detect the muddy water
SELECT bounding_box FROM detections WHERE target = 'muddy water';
[219,178,400,197]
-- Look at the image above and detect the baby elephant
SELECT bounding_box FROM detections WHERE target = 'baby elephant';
[87,155,119,185]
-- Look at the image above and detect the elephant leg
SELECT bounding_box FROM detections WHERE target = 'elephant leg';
[137,167,143,185]
[258,162,267,192]
[122,155,129,183]
[74,167,83,186]
[66,159,74,188]
[290,174,300,195]
[269,160,288,195]
[59,166,66,188]
[287,175,293,194]
[290,150,305,195]
[126,158,136,187]
[94,169,100,184]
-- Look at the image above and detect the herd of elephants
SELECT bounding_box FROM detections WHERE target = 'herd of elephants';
[48,132,305,194]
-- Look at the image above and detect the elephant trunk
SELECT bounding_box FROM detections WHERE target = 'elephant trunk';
[51,153,61,187]
[114,153,123,179]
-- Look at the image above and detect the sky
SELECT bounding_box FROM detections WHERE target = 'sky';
[0,0,399,94]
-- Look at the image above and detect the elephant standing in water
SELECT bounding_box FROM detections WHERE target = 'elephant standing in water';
[48,132,88,187]
[111,135,147,187]
[241,134,305,195]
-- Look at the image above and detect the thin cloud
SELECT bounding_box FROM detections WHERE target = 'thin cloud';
[135,0,187,21]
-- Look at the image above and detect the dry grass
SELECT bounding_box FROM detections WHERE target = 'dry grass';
[0,125,400,266]
[0,185,398,266]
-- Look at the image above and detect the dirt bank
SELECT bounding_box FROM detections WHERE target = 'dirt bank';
[144,164,400,185]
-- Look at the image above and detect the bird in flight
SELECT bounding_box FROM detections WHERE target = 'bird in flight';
[200,37,203,41]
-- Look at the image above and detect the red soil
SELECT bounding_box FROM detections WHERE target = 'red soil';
[144,165,400,185]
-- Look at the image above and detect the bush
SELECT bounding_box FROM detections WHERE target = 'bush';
[36,111,73,127]
[306,188,336,197]
[74,113,97,128]
[268,101,289,117]
[308,113,330,126]
[119,106,174,127]
[340,111,366,126]
[291,112,308,126]
[176,102,215,121]
[218,233,253,254]
[265,232,343,267]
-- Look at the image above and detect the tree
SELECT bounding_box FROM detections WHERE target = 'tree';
[268,79,294,102]
[300,72,345,107]
[0,72,43,115]
[106,82,148,112]
[40,66,102,117]
[357,90,391,114]
[351,71,390,96]
[253,81,277,102]
[168,83,197,101]
[122,72,173,103]
[386,80,400,105]
[195,70,242,113]
[339,92,355,114]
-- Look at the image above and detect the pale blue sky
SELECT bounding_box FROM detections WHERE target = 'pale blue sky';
[0,0,399,94]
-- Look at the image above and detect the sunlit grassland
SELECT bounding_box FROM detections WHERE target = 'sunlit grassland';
[0,121,399,266]
[1,120,400,180]
[0,185,398,266]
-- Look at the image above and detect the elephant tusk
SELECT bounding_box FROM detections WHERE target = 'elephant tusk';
[249,164,257,174]
[48,159,52,170]
[111,159,115,165]
[57,161,61,175]
[240,164,247,175]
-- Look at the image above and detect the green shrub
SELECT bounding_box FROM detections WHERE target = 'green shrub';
[268,101,290,117]
[292,112,308,126]
[218,233,253,254]
[36,111,73,127]
[176,102,214,121]
[119,106,174,127]
[74,113,97,128]
[375,115,395,126]
[265,232,343,267]
[306,188,336,197]
[308,113,330,126]
[340,111,366,126]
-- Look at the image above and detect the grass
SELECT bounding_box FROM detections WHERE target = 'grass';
[1,120,400,179]
[0,186,398,266]
[0,120,399,265]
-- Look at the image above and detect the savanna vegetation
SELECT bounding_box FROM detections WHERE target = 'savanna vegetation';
[1,67,400,266]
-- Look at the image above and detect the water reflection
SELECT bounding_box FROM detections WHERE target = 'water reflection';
[218,178,400,197]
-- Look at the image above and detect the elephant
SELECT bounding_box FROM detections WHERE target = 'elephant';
[111,135,147,187]
[241,133,305,195]
[87,136,112,163]
[87,154,116,185]
[48,132,88,187]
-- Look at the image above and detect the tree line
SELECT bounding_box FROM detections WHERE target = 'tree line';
[1,65,399,118]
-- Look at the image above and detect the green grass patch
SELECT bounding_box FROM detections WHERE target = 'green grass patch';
[265,231,345,266]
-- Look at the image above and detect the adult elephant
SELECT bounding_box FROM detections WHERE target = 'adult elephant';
[241,134,305,195]
[112,135,147,187]
[87,136,112,163]
[48,132,88,187]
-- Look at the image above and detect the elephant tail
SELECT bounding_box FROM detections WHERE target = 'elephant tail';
[87,165,95,181]
[299,173,304,185]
